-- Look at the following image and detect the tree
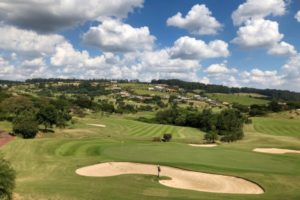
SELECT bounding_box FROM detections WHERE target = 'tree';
[13,113,39,139]
[51,98,72,128]
[0,157,15,200]
[216,109,244,142]
[0,96,35,121]
[268,101,283,112]
[36,105,58,129]
[204,132,218,143]
[162,133,172,142]
[199,109,216,132]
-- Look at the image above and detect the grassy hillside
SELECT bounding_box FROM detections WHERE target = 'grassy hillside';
[252,111,300,138]
[207,93,270,105]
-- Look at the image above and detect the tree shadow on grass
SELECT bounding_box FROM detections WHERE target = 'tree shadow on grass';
[39,128,54,133]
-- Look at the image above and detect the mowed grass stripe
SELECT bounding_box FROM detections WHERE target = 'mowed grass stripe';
[253,117,300,138]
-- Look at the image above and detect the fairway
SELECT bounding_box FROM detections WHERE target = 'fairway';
[252,117,300,138]
[61,114,204,142]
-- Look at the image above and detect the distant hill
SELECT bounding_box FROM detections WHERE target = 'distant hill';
[3,78,299,102]
[151,79,300,102]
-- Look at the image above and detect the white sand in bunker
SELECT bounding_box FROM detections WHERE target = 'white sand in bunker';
[253,148,300,154]
[189,144,217,147]
[87,124,106,128]
[76,162,264,194]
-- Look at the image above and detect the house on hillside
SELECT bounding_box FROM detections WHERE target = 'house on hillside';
[119,91,130,97]
[0,84,8,88]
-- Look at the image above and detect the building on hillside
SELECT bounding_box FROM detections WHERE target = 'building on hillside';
[0,84,8,88]
[222,102,230,106]
[193,95,207,101]
[119,91,130,97]
[166,88,177,93]
[154,85,165,91]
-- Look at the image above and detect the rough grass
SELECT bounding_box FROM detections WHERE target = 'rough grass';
[207,93,270,105]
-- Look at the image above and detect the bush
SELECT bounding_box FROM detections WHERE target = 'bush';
[162,133,172,142]
[0,157,15,200]
[204,132,218,143]
[13,114,39,139]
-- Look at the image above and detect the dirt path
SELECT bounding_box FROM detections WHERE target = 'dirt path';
[0,131,15,148]
[253,148,300,154]
[76,162,264,194]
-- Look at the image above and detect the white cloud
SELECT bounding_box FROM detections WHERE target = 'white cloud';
[205,63,230,74]
[241,68,284,87]
[232,19,283,48]
[82,19,155,52]
[295,11,300,22]
[282,54,300,77]
[268,41,297,56]
[167,4,222,35]
[168,36,229,60]
[51,42,109,69]
[0,25,65,58]
[200,77,210,84]
[232,0,287,25]
[0,0,144,33]
[0,56,15,78]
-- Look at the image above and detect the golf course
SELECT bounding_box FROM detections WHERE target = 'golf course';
[1,110,300,200]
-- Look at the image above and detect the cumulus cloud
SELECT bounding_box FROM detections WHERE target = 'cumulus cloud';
[82,19,155,52]
[200,77,210,84]
[167,4,222,35]
[0,25,65,58]
[295,11,300,22]
[232,19,283,48]
[232,0,287,25]
[0,0,144,33]
[241,68,284,87]
[268,41,297,56]
[168,36,229,60]
[0,56,15,79]
[205,63,233,74]
[51,42,111,69]
[282,54,300,78]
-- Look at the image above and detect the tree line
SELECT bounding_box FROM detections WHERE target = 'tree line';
[155,105,246,142]
[0,96,72,138]
[233,100,300,117]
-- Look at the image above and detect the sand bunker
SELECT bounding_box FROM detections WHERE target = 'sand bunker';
[189,144,217,147]
[87,124,106,128]
[76,162,263,194]
[253,148,300,154]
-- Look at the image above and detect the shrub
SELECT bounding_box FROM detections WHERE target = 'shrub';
[162,133,172,142]
[204,132,218,143]
[13,114,39,139]
[0,157,15,200]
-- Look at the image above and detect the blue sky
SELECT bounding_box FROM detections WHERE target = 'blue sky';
[0,0,300,91]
